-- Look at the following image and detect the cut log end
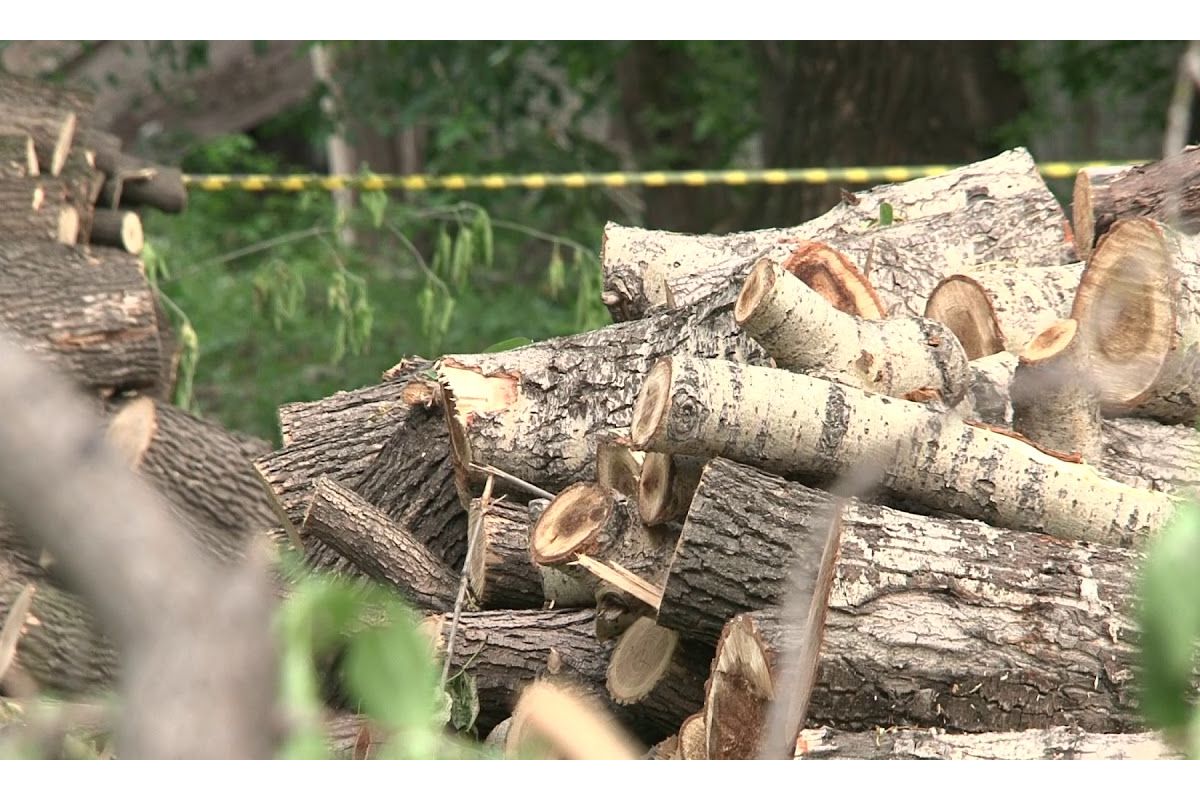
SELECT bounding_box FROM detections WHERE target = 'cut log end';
[781,240,885,319]
[1072,168,1100,260]
[630,358,673,450]
[679,712,707,760]
[104,395,157,469]
[637,452,674,526]
[595,433,643,499]
[733,256,775,327]
[924,274,1004,359]
[530,482,615,565]
[438,359,520,502]
[507,680,641,760]
[1071,218,1176,408]
[606,617,680,705]
[1022,318,1078,363]
[704,614,775,760]
[88,208,145,254]
[57,206,79,245]
[50,111,77,177]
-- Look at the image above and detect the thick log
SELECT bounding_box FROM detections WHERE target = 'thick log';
[1011,319,1103,462]
[0,242,162,394]
[424,608,612,733]
[94,149,188,214]
[352,393,466,569]
[88,209,144,254]
[0,178,78,244]
[924,262,1084,360]
[438,289,768,496]
[601,148,1074,320]
[632,357,1176,547]
[0,133,38,179]
[299,477,458,611]
[736,258,969,404]
[1073,147,1200,258]
[793,726,1178,760]
[105,397,278,564]
[1072,220,1200,423]
[660,458,1153,733]
[605,617,710,742]
[638,452,704,527]
[465,498,543,610]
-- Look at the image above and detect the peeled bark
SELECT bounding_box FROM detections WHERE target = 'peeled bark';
[605,617,709,742]
[1073,146,1200,258]
[601,148,1074,320]
[924,262,1084,360]
[1011,319,1103,462]
[1072,220,1200,423]
[638,452,704,527]
[0,241,162,394]
[88,209,144,254]
[632,357,1176,547]
[662,458,1154,733]
[465,498,543,610]
[105,397,278,564]
[439,290,768,496]
[424,609,612,733]
[300,477,458,611]
[793,726,1178,760]
[736,258,969,404]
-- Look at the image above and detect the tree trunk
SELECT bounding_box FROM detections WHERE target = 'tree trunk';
[736,258,969,404]
[0,241,162,394]
[439,290,768,496]
[659,458,1152,734]
[1011,319,1103,463]
[924,262,1084,360]
[300,477,458,611]
[601,148,1074,320]
[632,357,1176,547]
[466,499,543,610]
[1072,220,1200,423]
[88,209,144,254]
[1073,145,1200,258]
[793,726,1177,760]
[605,617,710,742]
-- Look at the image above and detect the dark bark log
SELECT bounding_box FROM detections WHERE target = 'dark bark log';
[94,149,187,214]
[606,617,710,742]
[300,478,458,611]
[662,458,1153,733]
[0,133,38,179]
[88,209,144,254]
[439,289,769,497]
[1073,146,1200,257]
[0,241,161,394]
[0,177,78,244]
[466,499,543,610]
[794,726,1178,760]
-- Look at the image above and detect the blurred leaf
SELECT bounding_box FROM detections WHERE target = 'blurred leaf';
[546,245,566,299]
[446,670,480,732]
[362,190,388,229]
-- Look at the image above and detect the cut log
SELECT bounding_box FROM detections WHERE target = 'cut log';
[93,149,188,214]
[88,209,144,254]
[438,289,768,497]
[423,608,612,733]
[594,431,644,499]
[637,452,704,527]
[605,617,710,742]
[659,458,1155,733]
[601,148,1075,320]
[1011,319,1102,462]
[299,477,458,611]
[0,178,79,244]
[1072,146,1200,258]
[506,679,642,759]
[0,133,38,179]
[736,258,969,404]
[352,393,466,569]
[677,711,707,759]
[1072,219,1200,423]
[924,262,1084,360]
[632,357,1177,547]
[773,241,885,318]
[465,498,543,610]
[105,397,278,564]
[793,726,1179,760]
[0,242,162,394]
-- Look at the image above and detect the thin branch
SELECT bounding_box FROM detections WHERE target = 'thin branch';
[468,463,555,501]
[0,584,35,684]
[440,475,494,689]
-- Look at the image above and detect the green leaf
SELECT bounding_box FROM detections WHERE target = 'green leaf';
[446,670,480,732]
[473,208,494,267]
[362,189,388,229]
[546,244,566,299]
[878,202,894,227]
[483,336,532,353]
[434,226,454,279]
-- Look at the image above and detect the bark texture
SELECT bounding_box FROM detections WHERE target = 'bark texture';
[466,499,543,610]
[606,617,710,742]
[793,726,1178,760]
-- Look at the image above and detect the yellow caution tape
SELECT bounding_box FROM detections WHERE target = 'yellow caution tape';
[182,162,1145,193]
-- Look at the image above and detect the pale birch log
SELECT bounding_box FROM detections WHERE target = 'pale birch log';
[793,726,1178,760]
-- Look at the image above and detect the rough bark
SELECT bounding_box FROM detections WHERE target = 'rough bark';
[424,609,612,733]
[0,241,162,394]
[1073,146,1200,258]
[0,133,38,179]
[736,258,969,404]
[793,726,1178,760]
[88,209,144,254]
[300,477,458,611]
[638,452,704,527]
[924,262,1084,360]
[466,499,543,610]
[601,148,1074,320]
[606,616,710,743]
[439,289,768,496]
[93,149,187,213]
[0,177,79,244]
[1072,220,1200,423]
[1011,319,1103,462]
[0,112,76,178]
[632,357,1177,547]
[105,397,278,564]
[151,289,180,401]
[0,74,95,127]
[352,394,466,569]
[658,458,1154,733]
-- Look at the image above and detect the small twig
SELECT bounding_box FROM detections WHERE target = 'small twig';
[468,463,554,501]
[440,474,494,689]
[0,584,36,683]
